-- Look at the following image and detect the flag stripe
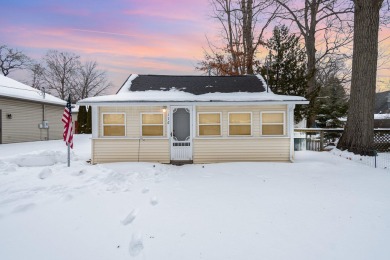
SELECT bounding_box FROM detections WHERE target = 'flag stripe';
[63,97,74,149]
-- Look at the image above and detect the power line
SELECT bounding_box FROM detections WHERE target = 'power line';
[0,84,42,93]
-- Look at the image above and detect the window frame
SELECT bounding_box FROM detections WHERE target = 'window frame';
[197,112,222,137]
[101,112,126,137]
[140,112,165,137]
[228,112,252,137]
[260,111,286,136]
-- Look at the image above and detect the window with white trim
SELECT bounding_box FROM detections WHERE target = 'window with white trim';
[261,112,285,136]
[198,112,221,136]
[228,112,252,136]
[141,113,164,136]
[102,113,126,136]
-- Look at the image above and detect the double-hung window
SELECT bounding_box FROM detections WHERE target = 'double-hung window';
[141,113,164,136]
[198,113,221,136]
[102,113,126,136]
[228,112,252,136]
[261,112,285,136]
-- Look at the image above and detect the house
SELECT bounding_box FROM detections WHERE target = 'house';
[0,75,66,144]
[374,90,390,128]
[71,104,79,133]
[78,74,308,164]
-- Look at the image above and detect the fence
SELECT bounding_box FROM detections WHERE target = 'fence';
[294,128,390,170]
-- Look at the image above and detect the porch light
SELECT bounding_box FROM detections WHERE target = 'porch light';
[162,106,167,113]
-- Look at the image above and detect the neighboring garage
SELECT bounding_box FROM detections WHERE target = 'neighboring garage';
[0,75,66,144]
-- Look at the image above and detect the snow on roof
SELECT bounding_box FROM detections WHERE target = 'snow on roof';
[79,74,308,105]
[117,74,138,94]
[374,114,390,120]
[0,75,66,106]
[79,88,308,104]
[72,104,79,113]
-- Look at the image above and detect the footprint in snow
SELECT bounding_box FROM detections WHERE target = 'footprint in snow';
[129,234,144,257]
[12,203,36,213]
[121,209,139,225]
[142,188,149,194]
[39,168,52,179]
[150,196,158,206]
[72,169,86,176]
[62,194,73,201]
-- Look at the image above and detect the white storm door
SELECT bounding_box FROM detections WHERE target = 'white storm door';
[170,106,193,161]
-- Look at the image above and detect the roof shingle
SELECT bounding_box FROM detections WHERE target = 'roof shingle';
[120,74,266,95]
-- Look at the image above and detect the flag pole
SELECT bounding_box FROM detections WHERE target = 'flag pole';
[67,94,71,167]
[63,93,73,167]
[68,142,70,167]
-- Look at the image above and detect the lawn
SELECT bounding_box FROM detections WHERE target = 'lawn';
[0,135,389,260]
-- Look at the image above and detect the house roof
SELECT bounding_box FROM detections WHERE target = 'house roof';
[117,74,267,94]
[0,75,66,106]
[375,90,390,114]
[78,74,308,105]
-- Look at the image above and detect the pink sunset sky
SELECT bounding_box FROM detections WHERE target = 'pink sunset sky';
[2,0,390,93]
[1,0,219,92]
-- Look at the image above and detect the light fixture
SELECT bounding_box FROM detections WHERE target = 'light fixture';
[162,106,167,113]
[6,113,12,119]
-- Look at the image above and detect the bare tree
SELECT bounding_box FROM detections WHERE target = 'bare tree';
[74,61,110,101]
[273,0,354,127]
[197,0,278,75]
[28,62,46,90]
[44,50,81,100]
[0,45,31,76]
[337,0,384,155]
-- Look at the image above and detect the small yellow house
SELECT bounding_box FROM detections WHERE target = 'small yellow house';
[78,74,308,164]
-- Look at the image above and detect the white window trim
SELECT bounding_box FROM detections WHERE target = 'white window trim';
[140,112,165,137]
[197,112,222,137]
[101,112,126,137]
[228,112,252,137]
[260,111,286,136]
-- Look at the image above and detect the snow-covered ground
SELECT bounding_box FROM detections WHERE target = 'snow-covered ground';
[0,135,390,260]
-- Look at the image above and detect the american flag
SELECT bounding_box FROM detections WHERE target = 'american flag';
[62,95,73,149]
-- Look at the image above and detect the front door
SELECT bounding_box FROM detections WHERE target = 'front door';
[170,106,193,161]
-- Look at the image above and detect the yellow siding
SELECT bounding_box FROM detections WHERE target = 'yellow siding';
[193,138,290,163]
[196,105,287,137]
[92,138,169,164]
[99,106,167,138]
[92,104,291,164]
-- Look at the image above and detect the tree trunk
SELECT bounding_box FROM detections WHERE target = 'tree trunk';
[337,0,383,155]
[241,0,254,74]
[305,34,317,127]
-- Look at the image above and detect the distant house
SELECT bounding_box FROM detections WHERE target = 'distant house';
[0,75,66,144]
[374,91,390,128]
[78,74,308,164]
[71,104,79,134]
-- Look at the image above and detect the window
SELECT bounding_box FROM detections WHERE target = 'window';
[102,113,126,136]
[228,112,252,136]
[198,113,221,136]
[142,113,164,136]
[261,112,285,135]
